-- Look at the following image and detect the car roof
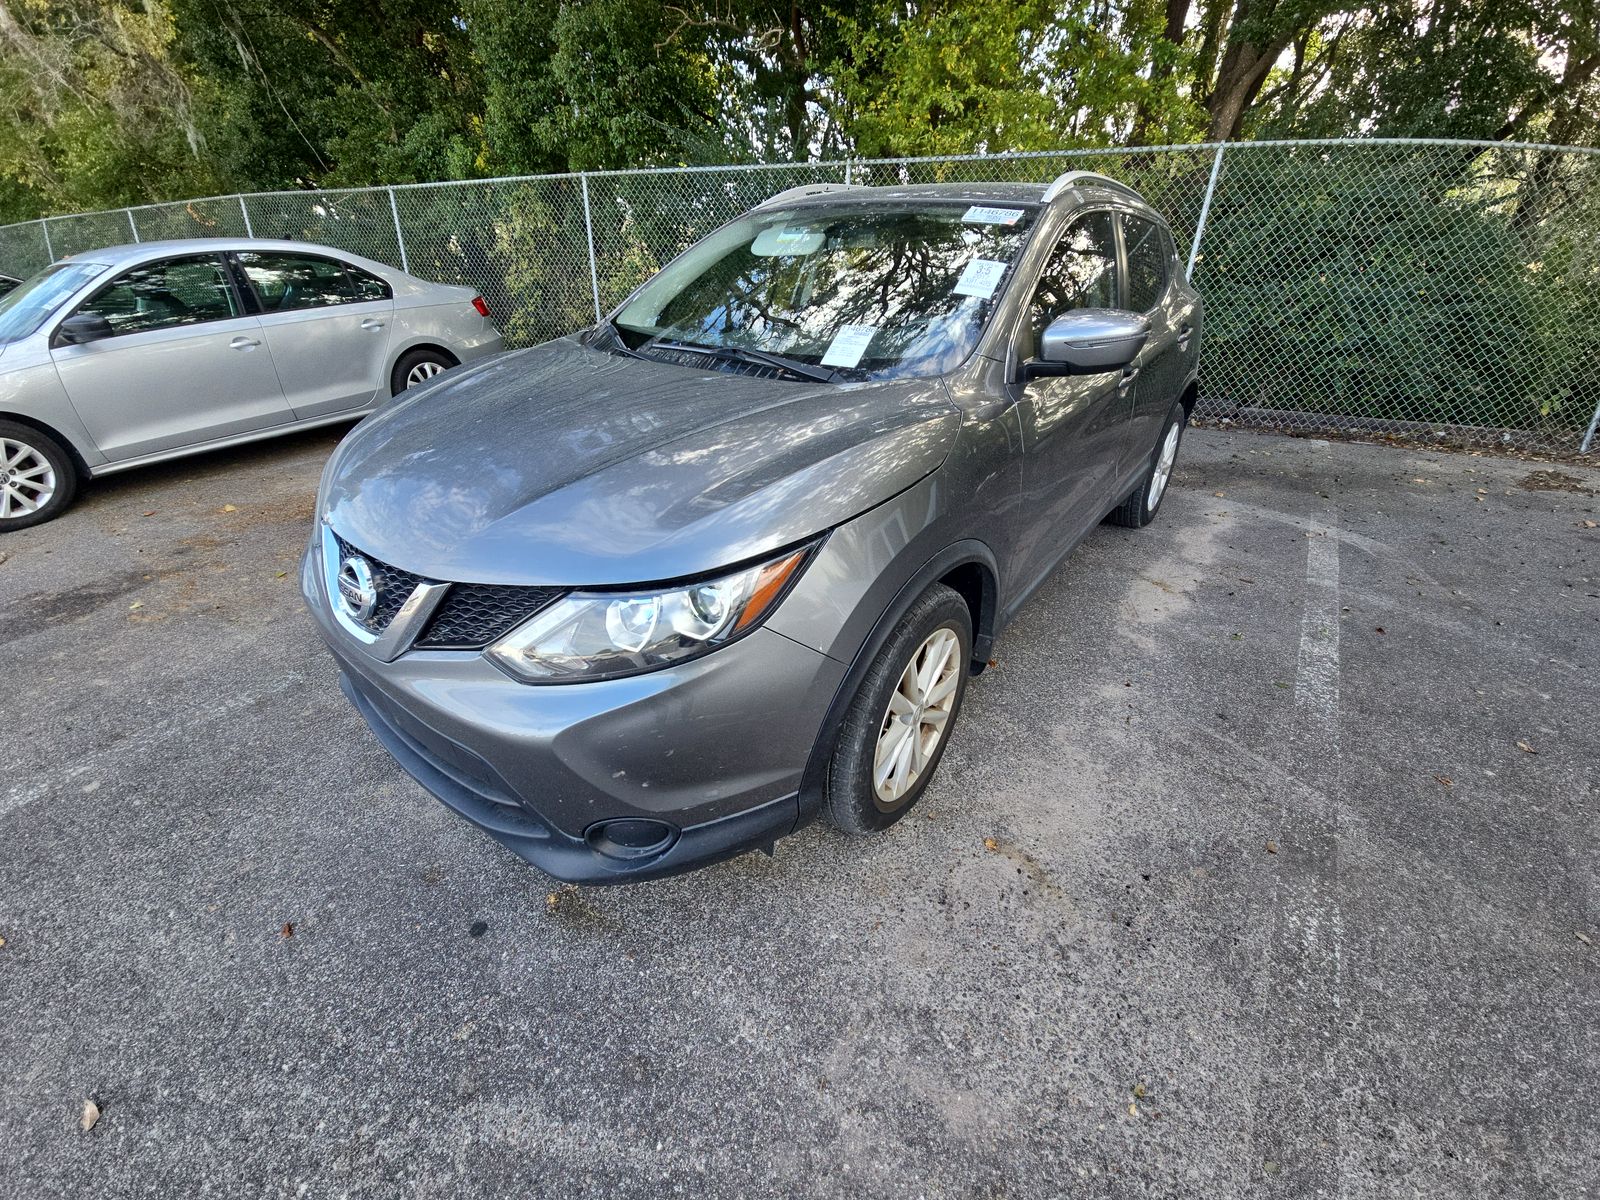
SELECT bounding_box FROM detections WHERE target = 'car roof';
[761,175,1165,222]
[56,238,387,271]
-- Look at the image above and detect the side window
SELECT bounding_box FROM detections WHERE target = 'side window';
[76,255,240,336]
[1123,215,1169,312]
[235,252,357,312]
[347,264,392,301]
[1028,211,1118,352]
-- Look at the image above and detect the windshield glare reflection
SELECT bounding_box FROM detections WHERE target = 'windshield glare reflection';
[0,261,106,345]
[616,202,1037,380]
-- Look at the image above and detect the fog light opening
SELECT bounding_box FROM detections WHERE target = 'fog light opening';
[585,818,678,861]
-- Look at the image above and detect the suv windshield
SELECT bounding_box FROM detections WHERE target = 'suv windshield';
[614,200,1039,380]
[0,261,106,346]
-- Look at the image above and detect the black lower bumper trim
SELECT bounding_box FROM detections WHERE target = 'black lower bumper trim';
[339,672,799,885]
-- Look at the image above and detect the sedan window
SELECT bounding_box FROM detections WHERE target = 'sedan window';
[1027,211,1119,352]
[236,252,361,312]
[76,255,240,337]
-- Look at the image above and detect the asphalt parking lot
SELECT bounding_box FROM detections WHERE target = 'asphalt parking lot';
[1,424,1596,1198]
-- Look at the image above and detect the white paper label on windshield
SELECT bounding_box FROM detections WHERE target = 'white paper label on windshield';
[953,257,1007,298]
[821,324,877,368]
[962,205,1024,225]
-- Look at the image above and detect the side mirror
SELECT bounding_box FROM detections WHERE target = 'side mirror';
[1024,309,1149,379]
[54,312,114,347]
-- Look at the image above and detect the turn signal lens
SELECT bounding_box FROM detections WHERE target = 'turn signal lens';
[487,545,815,683]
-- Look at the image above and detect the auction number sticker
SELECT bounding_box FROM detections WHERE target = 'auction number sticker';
[962,206,1024,225]
[822,324,877,368]
[953,258,1008,298]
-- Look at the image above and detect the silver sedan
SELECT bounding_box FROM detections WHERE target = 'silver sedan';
[0,238,503,529]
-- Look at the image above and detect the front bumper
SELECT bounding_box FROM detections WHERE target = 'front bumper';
[302,542,846,883]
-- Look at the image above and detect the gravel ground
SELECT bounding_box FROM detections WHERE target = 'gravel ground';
[0,425,1596,1198]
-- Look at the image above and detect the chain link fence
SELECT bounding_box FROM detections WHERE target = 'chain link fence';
[3,139,1598,452]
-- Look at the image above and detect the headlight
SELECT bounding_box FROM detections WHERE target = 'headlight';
[486,544,815,683]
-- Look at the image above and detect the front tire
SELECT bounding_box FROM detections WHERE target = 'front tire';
[824,583,973,835]
[0,420,77,532]
[1107,399,1186,529]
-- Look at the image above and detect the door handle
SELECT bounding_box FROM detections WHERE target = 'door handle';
[229,336,261,350]
[1177,324,1193,351]
[1117,365,1140,391]
[361,318,385,331]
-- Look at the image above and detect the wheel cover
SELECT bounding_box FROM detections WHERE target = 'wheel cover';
[0,437,56,520]
[873,626,962,807]
[1147,421,1181,508]
[405,360,446,388]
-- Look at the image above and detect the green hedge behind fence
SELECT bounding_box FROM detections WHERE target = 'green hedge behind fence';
[2,139,1597,449]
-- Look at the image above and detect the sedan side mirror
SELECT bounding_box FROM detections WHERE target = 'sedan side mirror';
[1023,309,1150,379]
[54,312,114,347]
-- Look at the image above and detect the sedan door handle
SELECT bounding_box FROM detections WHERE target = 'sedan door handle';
[229,336,261,350]
[360,318,386,331]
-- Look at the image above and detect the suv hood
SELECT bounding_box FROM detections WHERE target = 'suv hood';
[323,338,960,585]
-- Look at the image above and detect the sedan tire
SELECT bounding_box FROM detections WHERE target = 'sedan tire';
[0,420,77,532]
[825,583,973,835]
[391,348,457,396]
[1107,399,1186,529]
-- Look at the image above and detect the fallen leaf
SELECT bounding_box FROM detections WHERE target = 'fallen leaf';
[80,1099,100,1132]
[1476,488,1489,494]
[1133,1083,1147,1098]
[221,504,238,513]
[1516,740,1537,754]
[1265,840,1279,854]
[1374,626,1385,634]
[1433,775,1453,787]
[1213,491,1226,497]
[142,510,157,517]
[1577,932,1593,946]
[275,571,288,579]
[1583,520,1598,529]
[279,921,295,938]
[1127,1102,1138,1116]
[128,601,143,611]
[546,892,560,912]
[983,837,999,853]
[986,658,998,668]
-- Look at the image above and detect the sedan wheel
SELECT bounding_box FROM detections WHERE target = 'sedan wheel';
[825,582,973,834]
[0,420,77,531]
[1,437,56,519]
[406,359,446,388]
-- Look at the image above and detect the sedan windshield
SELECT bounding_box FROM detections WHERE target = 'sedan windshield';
[614,200,1038,380]
[0,261,106,345]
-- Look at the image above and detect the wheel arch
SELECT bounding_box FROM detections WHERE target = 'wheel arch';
[386,341,461,396]
[794,539,1001,827]
[0,410,90,479]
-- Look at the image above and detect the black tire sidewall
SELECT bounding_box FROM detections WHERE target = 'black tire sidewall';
[391,349,454,396]
[0,420,77,532]
[825,584,973,835]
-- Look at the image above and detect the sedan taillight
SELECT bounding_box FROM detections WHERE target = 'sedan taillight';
[472,295,490,318]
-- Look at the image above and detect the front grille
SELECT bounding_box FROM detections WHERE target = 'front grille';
[415,583,563,649]
[331,532,563,649]
[332,533,426,635]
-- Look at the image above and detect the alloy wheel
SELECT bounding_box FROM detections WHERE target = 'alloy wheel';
[873,626,962,806]
[0,437,56,520]
[405,360,446,388]
[1147,421,1181,508]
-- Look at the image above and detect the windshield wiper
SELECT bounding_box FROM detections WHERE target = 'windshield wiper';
[591,317,645,359]
[644,338,846,384]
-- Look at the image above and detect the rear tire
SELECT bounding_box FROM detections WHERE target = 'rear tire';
[824,584,973,835]
[0,420,77,532]
[1107,399,1186,529]
[391,348,457,396]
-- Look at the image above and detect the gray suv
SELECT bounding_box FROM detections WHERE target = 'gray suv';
[303,173,1202,883]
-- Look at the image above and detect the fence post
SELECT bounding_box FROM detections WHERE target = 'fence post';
[39,218,54,263]
[126,208,140,242]
[579,173,602,323]
[238,195,254,238]
[845,158,853,185]
[1581,398,1600,454]
[387,187,410,273]
[1186,143,1227,281]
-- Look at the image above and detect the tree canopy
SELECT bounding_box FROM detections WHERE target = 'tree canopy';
[1,0,1596,221]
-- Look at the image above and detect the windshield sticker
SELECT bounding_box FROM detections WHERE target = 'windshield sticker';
[962,206,1024,225]
[953,258,1008,299]
[821,324,877,368]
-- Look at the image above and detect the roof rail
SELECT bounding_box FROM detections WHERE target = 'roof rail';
[755,182,867,209]
[1041,171,1144,204]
